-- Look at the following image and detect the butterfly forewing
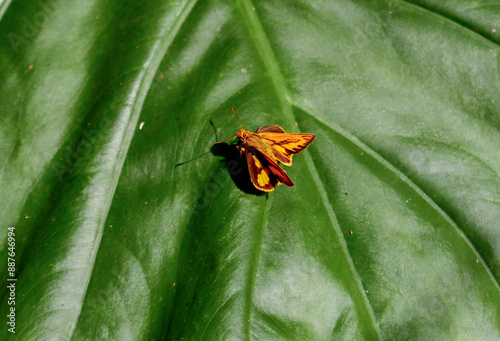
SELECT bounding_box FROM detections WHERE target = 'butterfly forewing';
[256,132,316,166]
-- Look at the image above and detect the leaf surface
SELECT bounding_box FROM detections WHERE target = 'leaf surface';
[0,0,499,339]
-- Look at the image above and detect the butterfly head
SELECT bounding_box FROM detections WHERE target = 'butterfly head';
[237,129,250,140]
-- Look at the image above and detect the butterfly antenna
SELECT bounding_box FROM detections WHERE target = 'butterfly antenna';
[232,107,244,129]
[214,135,237,144]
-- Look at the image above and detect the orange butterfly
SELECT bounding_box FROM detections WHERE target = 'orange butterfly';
[215,108,315,192]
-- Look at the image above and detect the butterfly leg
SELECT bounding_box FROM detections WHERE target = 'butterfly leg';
[237,146,246,158]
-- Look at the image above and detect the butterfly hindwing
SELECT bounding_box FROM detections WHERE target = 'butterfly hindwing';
[261,152,294,187]
[246,148,293,192]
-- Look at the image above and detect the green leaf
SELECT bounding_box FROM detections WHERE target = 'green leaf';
[1,0,499,339]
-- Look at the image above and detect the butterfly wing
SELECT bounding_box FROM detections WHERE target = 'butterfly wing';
[246,148,293,192]
[256,125,286,133]
[256,132,316,166]
[261,152,294,187]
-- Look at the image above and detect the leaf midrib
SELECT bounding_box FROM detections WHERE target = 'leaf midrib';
[237,0,382,339]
